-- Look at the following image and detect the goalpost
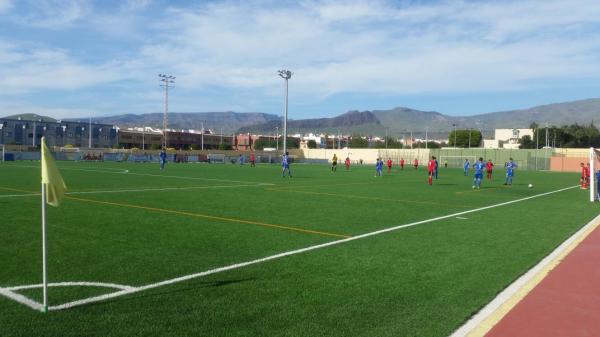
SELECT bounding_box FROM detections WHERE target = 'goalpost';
[590,147,600,202]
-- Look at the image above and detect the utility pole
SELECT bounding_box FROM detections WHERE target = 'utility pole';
[159,74,175,149]
[88,117,92,148]
[278,70,292,154]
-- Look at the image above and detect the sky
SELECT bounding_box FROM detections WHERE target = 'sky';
[1,0,600,120]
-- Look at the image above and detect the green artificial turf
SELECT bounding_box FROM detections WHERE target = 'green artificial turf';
[0,160,598,337]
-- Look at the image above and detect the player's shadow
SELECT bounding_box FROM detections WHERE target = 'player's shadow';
[77,278,254,309]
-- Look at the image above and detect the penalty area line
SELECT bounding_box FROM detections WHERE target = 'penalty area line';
[45,185,578,312]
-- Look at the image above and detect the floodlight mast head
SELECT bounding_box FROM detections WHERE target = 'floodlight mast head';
[278,69,292,80]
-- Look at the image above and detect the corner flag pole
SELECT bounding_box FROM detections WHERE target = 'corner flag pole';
[41,182,49,313]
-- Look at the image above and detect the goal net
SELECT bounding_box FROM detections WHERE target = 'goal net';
[591,147,600,202]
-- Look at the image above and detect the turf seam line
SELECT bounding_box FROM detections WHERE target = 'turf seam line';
[39,185,577,311]
[449,212,600,337]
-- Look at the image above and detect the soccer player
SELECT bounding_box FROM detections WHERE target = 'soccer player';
[434,157,439,179]
[345,156,350,170]
[473,157,485,189]
[486,159,494,180]
[386,158,393,174]
[427,156,436,185]
[159,149,167,171]
[249,152,256,167]
[580,162,590,189]
[331,154,338,172]
[413,158,419,170]
[375,158,383,177]
[400,158,405,170]
[504,158,517,185]
[444,160,448,168]
[463,159,470,176]
[282,152,292,178]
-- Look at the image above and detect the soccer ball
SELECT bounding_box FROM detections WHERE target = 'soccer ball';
[472,185,476,189]
[125,170,129,173]
[528,183,533,188]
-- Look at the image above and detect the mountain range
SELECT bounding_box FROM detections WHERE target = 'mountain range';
[3,98,599,138]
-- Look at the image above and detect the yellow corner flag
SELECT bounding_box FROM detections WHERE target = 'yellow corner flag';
[41,137,66,207]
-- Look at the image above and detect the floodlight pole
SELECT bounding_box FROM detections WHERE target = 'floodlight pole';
[276,126,279,151]
[278,70,292,154]
[201,122,204,151]
[159,74,176,149]
[453,124,457,148]
[88,117,92,149]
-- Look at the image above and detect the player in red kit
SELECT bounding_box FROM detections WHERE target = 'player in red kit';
[413,158,419,170]
[249,152,256,167]
[427,156,435,185]
[485,159,493,180]
[581,162,590,189]
[345,156,350,170]
[386,158,392,174]
[400,158,405,170]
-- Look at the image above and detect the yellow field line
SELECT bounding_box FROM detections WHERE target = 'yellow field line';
[265,188,472,208]
[65,195,351,239]
[0,185,350,239]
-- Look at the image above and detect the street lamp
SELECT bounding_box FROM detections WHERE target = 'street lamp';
[278,69,292,154]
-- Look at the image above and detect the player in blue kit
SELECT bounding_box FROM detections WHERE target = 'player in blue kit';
[472,157,485,189]
[282,152,292,178]
[159,149,167,171]
[375,158,383,177]
[463,159,470,176]
[504,158,517,185]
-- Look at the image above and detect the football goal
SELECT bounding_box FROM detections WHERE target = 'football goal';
[590,147,600,202]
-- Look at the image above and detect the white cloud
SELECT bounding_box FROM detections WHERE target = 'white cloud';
[0,0,12,13]
[18,0,92,29]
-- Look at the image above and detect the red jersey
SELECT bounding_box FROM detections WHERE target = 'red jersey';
[414,159,418,166]
[427,160,435,173]
[400,159,404,165]
[249,154,255,162]
[486,162,493,171]
[582,166,590,178]
[386,159,392,167]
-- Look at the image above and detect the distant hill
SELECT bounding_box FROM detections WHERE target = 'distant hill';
[3,113,57,123]
[74,112,280,134]
[3,98,599,138]
[241,98,600,137]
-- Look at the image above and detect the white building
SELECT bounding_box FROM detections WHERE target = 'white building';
[483,128,533,149]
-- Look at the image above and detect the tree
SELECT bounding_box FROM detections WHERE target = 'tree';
[218,143,232,150]
[448,129,482,147]
[519,135,535,149]
[307,139,317,149]
[349,134,369,148]
[253,138,276,150]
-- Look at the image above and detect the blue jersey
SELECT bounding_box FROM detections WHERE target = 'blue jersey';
[159,151,167,162]
[505,161,516,176]
[464,161,470,170]
[473,162,485,176]
[376,160,383,170]
[281,155,289,167]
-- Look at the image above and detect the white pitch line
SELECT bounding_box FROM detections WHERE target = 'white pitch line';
[4,164,271,185]
[7,282,136,292]
[0,193,40,198]
[43,185,578,311]
[0,287,42,311]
